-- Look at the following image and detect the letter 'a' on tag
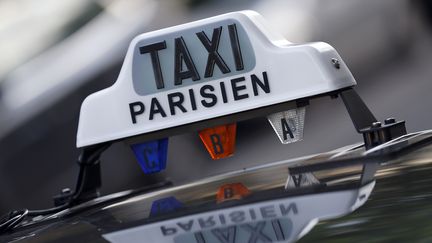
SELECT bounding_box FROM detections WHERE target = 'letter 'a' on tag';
[267,107,306,144]
[150,196,183,217]
[198,123,236,160]
[131,138,168,174]
[285,171,320,189]
[216,183,251,203]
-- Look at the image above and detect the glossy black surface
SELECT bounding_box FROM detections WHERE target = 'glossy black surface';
[1,131,432,242]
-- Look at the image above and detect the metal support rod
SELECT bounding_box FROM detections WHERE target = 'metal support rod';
[340,88,378,132]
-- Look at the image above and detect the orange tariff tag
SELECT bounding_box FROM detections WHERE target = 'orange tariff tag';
[198,123,236,160]
[216,183,251,203]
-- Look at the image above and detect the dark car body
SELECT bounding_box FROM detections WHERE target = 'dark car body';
[1,130,432,242]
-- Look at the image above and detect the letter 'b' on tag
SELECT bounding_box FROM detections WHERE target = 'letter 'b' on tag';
[199,123,236,159]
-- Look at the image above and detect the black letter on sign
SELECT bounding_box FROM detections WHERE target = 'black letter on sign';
[280,203,298,216]
[251,71,270,96]
[168,92,187,115]
[129,102,145,124]
[231,77,249,101]
[281,118,294,140]
[174,37,200,85]
[161,226,177,236]
[220,81,228,103]
[271,219,287,241]
[197,26,230,78]
[188,89,197,111]
[211,226,237,243]
[139,41,167,89]
[228,24,244,71]
[242,222,272,243]
[149,98,167,120]
[200,85,217,107]
[210,134,224,154]
[194,232,206,243]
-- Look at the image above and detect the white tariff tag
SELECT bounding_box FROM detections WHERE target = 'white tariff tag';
[267,107,306,144]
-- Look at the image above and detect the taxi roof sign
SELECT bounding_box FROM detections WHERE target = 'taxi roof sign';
[77,10,356,147]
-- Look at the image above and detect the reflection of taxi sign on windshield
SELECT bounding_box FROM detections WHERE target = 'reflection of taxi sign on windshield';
[76,10,404,174]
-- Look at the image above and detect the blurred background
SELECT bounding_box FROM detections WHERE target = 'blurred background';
[0,0,432,215]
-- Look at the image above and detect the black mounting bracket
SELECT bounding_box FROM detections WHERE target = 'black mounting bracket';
[340,88,407,150]
[53,143,111,206]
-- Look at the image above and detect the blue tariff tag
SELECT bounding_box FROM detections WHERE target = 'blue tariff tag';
[131,138,168,174]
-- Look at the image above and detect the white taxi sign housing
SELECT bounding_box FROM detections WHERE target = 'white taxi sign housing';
[77,10,356,147]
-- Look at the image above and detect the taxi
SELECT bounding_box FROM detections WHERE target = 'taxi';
[1,10,429,243]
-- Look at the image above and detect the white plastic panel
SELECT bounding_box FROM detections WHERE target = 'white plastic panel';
[76,10,356,147]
